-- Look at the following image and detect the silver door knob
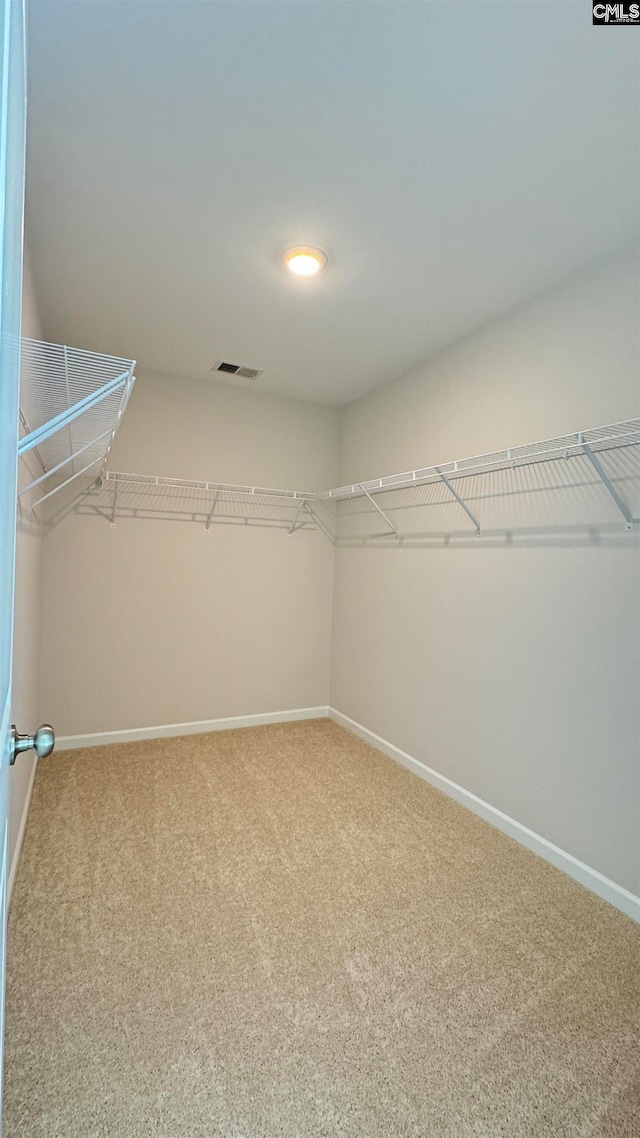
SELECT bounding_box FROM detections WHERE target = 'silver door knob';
[10,724,55,765]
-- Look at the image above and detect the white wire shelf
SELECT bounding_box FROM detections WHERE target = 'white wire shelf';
[37,417,640,541]
[318,419,640,542]
[317,420,640,500]
[18,338,136,522]
[77,472,324,535]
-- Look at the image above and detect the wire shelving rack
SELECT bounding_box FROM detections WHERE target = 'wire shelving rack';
[316,419,640,543]
[79,472,322,535]
[23,403,640,542]
[18,338,136,523]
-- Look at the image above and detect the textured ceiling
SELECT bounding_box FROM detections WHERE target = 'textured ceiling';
[25,0,639,406]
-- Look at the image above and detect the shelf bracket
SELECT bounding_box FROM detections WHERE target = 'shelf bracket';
[205,491,219,533]
[111,478,118,529]
[580,438,634,530]
[436,467,481,534]
[359,484,399,538]
[288,499,310,535]
[355,484,396,537]
[304,502,335,545]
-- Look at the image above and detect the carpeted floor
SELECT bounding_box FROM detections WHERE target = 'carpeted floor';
[4,719,639,1137]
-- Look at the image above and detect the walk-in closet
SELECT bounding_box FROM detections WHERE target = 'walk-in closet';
[1,2,638,1135]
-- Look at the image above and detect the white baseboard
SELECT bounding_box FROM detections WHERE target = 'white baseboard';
[55,706,329,751]
[328,707,640,924]
[8,752,38,906]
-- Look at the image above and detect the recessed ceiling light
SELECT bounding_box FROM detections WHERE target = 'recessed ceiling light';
[282,246,327,276]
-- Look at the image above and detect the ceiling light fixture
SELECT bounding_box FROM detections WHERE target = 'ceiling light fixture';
[282,246,327,276]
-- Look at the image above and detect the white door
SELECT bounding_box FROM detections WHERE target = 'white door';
[0,0,26,1121]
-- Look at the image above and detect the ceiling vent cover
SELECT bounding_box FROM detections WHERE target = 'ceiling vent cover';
[213,360,262,380]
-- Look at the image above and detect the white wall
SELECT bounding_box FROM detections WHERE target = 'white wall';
[331,246,640,895]
[40,373,339,735]
[10,249,45,881]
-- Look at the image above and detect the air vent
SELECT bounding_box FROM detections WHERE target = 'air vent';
[213,360,263,380]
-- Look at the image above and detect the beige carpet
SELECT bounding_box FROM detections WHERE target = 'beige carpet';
[4,719,639,1137]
